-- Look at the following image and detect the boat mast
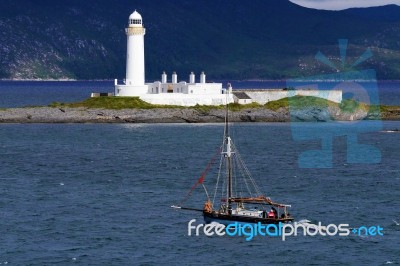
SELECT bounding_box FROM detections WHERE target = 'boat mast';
[225,85,233,210]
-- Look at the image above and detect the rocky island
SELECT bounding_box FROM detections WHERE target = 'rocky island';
[0,96,399,123]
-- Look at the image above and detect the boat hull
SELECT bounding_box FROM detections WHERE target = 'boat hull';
[203,211,294,225]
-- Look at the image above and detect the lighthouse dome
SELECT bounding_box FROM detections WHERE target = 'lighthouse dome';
[129,10,142,27]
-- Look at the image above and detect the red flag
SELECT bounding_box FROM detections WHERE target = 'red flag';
[198,175,205,184]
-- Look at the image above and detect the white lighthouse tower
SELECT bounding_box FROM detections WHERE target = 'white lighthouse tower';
[114,10,148,96]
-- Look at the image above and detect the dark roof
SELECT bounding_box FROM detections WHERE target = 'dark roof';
[233,92,252,99]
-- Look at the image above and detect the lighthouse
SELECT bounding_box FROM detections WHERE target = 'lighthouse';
[113,10,232,105]
[126,10,145,85]
[114,10,148,96]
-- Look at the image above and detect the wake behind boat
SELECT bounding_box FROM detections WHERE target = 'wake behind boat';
[173,85,294,225]
[381,128,400,133]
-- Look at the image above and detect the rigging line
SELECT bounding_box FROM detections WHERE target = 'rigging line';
[238,150,258,196]
[226,149,230,204]
[234,142,263,196]
[241,162,254,198]
[233,156,238,198]
[215,122,228,205]
[212,144,225,206]
[178,146,222,206]
[227,135,253,197]
[236,151,254,198]
[236,150,261,195]
[202,183,210,201]
[220,143,228,201]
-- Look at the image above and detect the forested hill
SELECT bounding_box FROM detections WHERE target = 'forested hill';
[1,0,400,80]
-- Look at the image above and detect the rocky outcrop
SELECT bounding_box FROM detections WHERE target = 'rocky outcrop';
[0,106,396,123]
[0,107,286,123]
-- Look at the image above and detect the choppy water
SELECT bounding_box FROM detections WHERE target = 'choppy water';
[0,122,399,265]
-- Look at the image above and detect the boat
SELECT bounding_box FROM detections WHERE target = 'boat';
[172,87,294,225]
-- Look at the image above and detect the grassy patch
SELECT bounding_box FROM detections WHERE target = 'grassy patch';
[339,99,360,113]
[191,104,222,113]
[264,97,289,111]
[375,105,400,118]
[45,95,400,120]
[49,97,182,109]
[287,96,335,109]
[49,97,265,111]
[378,105,400,113]
[192,102,262,112]
[229,102,262,111]
[264,96,339,111]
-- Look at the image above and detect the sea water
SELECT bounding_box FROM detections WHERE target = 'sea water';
[0,81,399,264]
[0,122,399,265]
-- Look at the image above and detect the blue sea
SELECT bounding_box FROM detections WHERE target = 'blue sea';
[0,81,399,265]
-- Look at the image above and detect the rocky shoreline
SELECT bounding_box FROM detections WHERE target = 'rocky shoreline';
[0,106,398,123]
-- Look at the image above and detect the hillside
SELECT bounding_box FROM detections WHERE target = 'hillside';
[1,0,400,80]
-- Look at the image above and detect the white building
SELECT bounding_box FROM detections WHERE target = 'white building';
[115,10,233,106]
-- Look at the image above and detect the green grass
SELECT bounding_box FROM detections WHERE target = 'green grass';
[264,97,289,111]
[287,96,335,109]
[48,95,395,119]
[372,105,400,118]
[191,104,222,113]
[49,97,264,111]
[264,95,340,111]
[378,105,400,113]
[192,102,262,113]
[229,102,262,111]
[49,97,181,109]
[339,99,365,113]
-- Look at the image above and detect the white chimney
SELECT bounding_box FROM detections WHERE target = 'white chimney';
[161,71,167,83]
[200,71,206,83]
[172,71,177,84]
[189,72,195,84]
[228,83,233,93]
